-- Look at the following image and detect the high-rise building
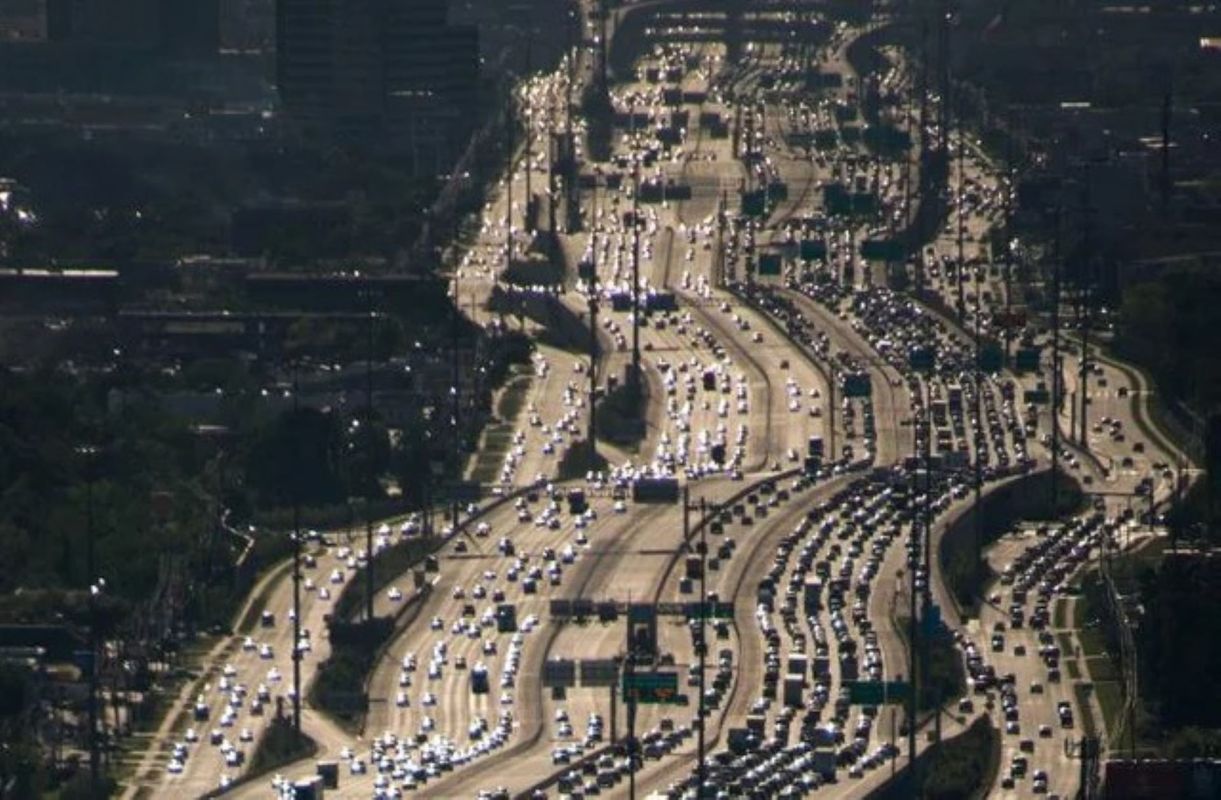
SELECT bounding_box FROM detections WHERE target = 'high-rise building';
[42,0,218,54]
[45,0,74,42]
[275,0,479,168]
[160,0,220,55]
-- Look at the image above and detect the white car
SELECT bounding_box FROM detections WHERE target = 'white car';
[387,587,403,602]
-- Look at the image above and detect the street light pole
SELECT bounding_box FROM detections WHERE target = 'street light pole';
[588,219,599,458]
[631,156,642,392]
[80,446,101,793]
[365,287,375,624]
[291,367,303,738]
[697,496,708,799]
[1051,205,1063,513]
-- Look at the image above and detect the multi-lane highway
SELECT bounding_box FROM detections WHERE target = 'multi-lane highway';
[123,4,1197,800]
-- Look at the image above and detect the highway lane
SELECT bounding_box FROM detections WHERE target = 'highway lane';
[408,500,680,798]
[143,8,1203,800]
[164,531,369,795]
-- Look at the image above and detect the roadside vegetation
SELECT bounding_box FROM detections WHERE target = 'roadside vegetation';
[940,468,1084,617]
[309,618,396,732]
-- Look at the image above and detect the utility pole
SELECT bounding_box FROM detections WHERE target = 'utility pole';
[1051,205,1062,513]
[525,35,534,218]
[505,90,515,283]
[1003,107,1015,365]
[1078,166,1093,449]
[937,0,951,155]
[907,489,919,795]
[922,343,936,757]
[291,367,303,737]
[631,157,642,393]
[1161,75,1173,218]
[365,286,375,623]
[566,9,575,140]
[81,445,100,793]
[973,233,985,594]
[588,219,599,457]
[955,90,966,320]
[451,271,462,535]
[915,13,930,298]
[625,593,638,800]
[599,0,608,91]
[900,58,915,286]
[697,496,709,799]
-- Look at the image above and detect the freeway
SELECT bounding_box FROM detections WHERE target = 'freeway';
[125,5,1201,800]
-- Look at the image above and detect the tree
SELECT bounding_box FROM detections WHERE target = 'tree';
[245,407,347,507]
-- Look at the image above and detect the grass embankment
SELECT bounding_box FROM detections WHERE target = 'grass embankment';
[468,372,531,484]
[333,537,440,623]
[920,715,1001,800]
[1073,569,1134,743]
[248,716,318,776]
[868,715,1000,800]
[1074,684,1099,739]
[894,616,967,712]
[237,561,294,634]
[940,468,1084,618]
[309,618,396,733]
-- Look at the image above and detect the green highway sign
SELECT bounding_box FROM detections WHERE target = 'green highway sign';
[622,671,679,704]
[685,601,734,620]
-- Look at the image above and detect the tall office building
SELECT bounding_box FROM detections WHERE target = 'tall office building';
[45,0,73,41]
[43,0,219,54]
[276,0,479,169]
[160,0,220,55]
